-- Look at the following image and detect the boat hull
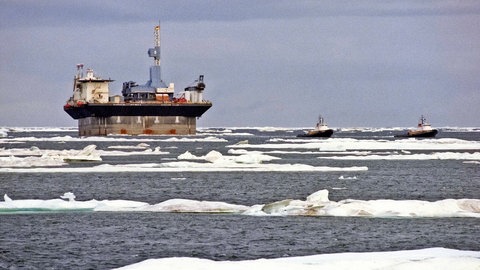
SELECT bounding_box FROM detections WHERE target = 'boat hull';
[64,102,212,119]
[297,129,334,138]
[394,129,438,138]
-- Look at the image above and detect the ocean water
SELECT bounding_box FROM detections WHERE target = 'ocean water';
[0,127,479,269]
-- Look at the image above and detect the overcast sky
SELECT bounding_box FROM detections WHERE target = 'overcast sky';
[1,0,479,128]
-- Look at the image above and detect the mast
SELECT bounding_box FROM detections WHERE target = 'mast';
[153,25,160,66]
[318,115,325,126]
[420,115,426,126]
[146,23,167,89]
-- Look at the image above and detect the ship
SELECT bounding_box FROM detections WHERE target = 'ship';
[394,115,438,138]
[297,115,334,138]
[64,24,212,136]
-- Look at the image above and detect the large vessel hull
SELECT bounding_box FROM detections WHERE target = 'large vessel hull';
[64,103,212,119]
[78,116,197,136]
[64,103,211,136]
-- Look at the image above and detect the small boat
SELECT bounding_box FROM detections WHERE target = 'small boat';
[395,115,438,138]
[297,116,334,138]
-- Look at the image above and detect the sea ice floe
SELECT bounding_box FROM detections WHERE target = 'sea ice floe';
[0,144,102,167]
[319,152,480,160]
[0,155,67,167]
[113,248,480,270]
[0,144,168,160]
[230,138,480,151]
[141,199,249,213]
[1,193,148,212]
[0,163,368,173]
[0,128,8,138]
[197,128,254,136]
[247,190,480,218]
[107,143,151,149]
[2,190,479,218]
[228,149,371,155]
[163,136,227,142]
[63,144,102,162]
[178,150,279,164]
[338,175,357,180]
[2,127,76,133]
[463,161,480,165]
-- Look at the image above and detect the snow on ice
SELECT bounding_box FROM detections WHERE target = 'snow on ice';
[113,248,480,270]
[0,149,368,172]
[231,138,480,151]
[2,190,479,218]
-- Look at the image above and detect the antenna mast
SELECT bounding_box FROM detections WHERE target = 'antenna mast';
[148,23,161,66]
[154,24,160,66]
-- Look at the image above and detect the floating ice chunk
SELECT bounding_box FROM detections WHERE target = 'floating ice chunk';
[457,199,480,213]
[227,149,248,154]
[247,190,480,218]
[165,136,227,142]
[177,151,199,160]
[143,199,249,213]
[0,194,148,212]
[0,155,66,167]
[60,192,76,202]
[107,143,150,150]
[63,144,102,162]
[137,143,150,148]
[464,161,480,165]
[205,150,223,163]
[234,153,279,164]
[0,163,369,173]
[261,199,294,214]
[319,144,347,152]
[262,199,315,216]
[94,199,150,211]
[177,150,224,162]
[257,126,280,132]
[259,191,332,216]
[177,150,279,165]
[0,128,7,138]
[0,145,167,158]
[338,175,357,180]
[78,144,96,155]
[320,152,480,161]
[113,248,480,270]
[2,191,480,218]
[228,138,480,151]
[306,189,330,204]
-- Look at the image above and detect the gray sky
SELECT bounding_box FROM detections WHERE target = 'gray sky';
[1,0,479,128]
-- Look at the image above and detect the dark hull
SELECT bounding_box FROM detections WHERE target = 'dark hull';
[297,129,334,138]
[394,129,438,138]
[64,102,212,120]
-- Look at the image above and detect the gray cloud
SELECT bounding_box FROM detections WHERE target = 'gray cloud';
[1,1,479,127]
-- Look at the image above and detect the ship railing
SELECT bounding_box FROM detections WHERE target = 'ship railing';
[100,100,212,105]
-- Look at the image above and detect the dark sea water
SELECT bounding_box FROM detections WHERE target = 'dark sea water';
[0,127,479,269]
